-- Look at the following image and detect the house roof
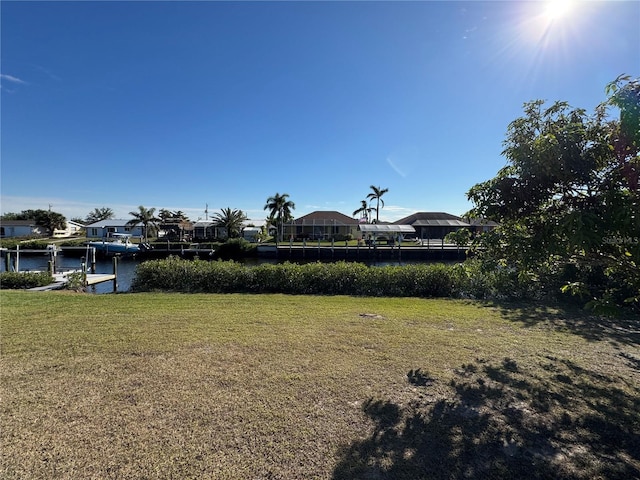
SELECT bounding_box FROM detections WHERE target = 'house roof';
[192,220,215,227]
[66,220,86,228]
[0,219,37,227]
[290,211,359,225]
[85,219,141,228]
[393,212,470,227]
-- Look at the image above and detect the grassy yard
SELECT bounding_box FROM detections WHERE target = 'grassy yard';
[1,291,638,479]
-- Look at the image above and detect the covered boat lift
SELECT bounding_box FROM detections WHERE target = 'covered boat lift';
[358,224,416,245]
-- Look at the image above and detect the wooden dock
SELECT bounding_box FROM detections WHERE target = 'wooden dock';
[85,273,117,286]
[4,247,122,292]
[27,271,117,292]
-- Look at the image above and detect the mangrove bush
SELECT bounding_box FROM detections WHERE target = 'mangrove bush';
[0,272,54,289]
[130,257,466,298]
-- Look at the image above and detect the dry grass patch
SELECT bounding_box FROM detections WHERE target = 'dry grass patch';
[1,291,639,479]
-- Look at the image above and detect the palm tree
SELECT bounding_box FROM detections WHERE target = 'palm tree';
[127,205,160,242]
[366,185,389,223]
[352,200,373,223]
[158,209,173,222]
[213,207,248,239]
[264,193,295,243]
[172,210,189,221]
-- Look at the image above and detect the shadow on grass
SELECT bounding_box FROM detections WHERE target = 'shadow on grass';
[332,358,640,480]
[478,301,640,347]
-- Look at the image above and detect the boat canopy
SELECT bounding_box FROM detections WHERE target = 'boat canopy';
[358,224,416,234]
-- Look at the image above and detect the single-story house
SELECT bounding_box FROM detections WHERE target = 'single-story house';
[285,211,361,241]
[393,212,471,240]
[85,219,144,239]
[192,220,229,240]
[0,219,45,238]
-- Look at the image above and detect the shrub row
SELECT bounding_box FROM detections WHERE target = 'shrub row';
[0,271,54,289]
[131,257,466,297]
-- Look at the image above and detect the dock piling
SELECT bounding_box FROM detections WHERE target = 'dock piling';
[112,256,118,292]
[91,247,96,274]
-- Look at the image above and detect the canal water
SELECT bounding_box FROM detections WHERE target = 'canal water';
[1,254,139,294]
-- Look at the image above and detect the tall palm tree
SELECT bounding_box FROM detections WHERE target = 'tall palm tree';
[352,200,373,223]
[366,185,389,223]
[127,205,160,242]
[264,193,295,243]
[213,207,248,239]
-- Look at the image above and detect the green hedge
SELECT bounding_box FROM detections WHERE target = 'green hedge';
[131,257,466,297]
[0,272,54,289]
[0,239,52,249]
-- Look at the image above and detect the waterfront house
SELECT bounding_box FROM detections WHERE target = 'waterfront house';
[0,219,44,238]
[85,219,144,239]
[286,211,361,241]
[53,220,85,238]
[393,212,471,240]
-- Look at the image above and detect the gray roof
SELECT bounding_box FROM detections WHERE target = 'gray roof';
[0,219,37,226]
[193,220,215,228]
[411,219,470,227]
[393,212,469,227]
[85,219,140,228]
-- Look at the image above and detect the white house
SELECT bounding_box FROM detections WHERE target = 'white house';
[84,219,144,239]
[0,220,44,238]
[53,220,85,238]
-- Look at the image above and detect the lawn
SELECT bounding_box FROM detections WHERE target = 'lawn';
[1,291,638,479]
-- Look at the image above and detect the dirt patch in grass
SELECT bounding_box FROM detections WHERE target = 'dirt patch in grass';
[1,292,638,479]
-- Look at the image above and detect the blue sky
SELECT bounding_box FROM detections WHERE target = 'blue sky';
[1,1,638,224]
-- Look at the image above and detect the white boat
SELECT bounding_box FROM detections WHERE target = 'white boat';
[87,234,142,256]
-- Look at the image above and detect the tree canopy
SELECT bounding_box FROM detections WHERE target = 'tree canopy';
[85,207,115,224]
[1,209,66,234]
[466,76,639,313]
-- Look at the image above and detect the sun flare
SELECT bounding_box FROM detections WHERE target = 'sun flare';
[544,0,574,21]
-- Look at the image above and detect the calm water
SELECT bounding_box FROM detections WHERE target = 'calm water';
[2,254,139,294]
[3,253,449,294]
